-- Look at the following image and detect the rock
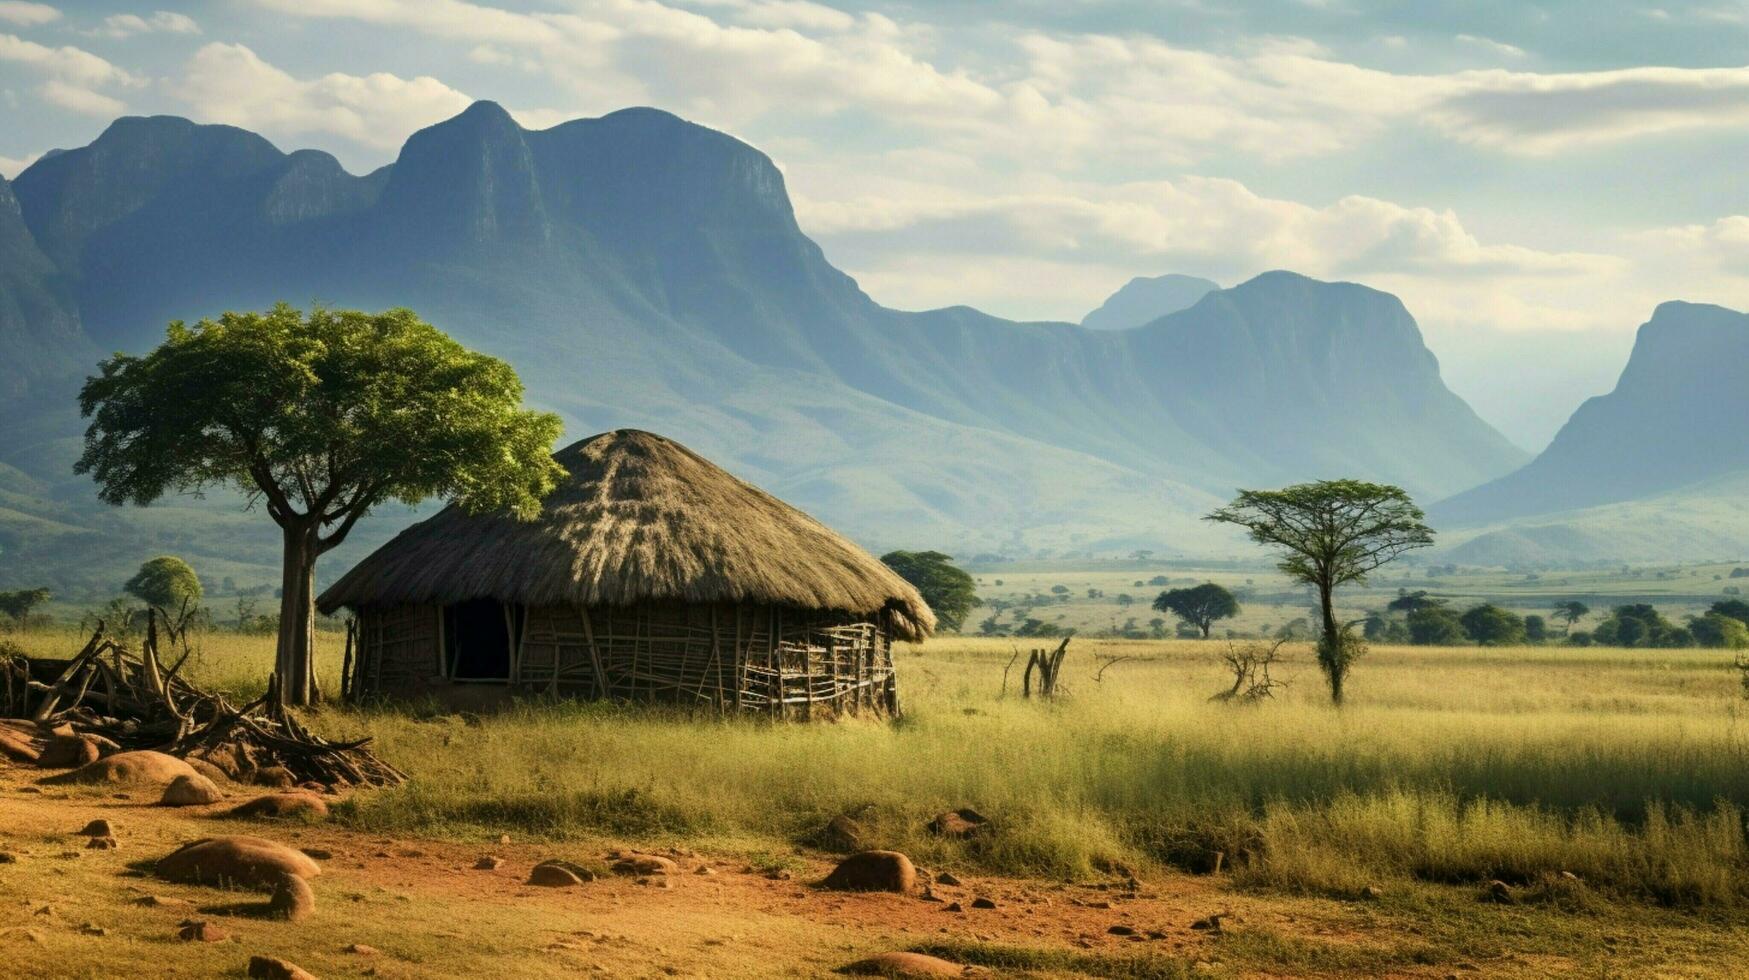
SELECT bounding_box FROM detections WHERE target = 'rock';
[970,897,996,909]
[346,943,378,955]
[269,872,316,922]
[137,895,191,908]
[78,818,115,837]
[161,774,225,807]
[611,854,678,876]
[247,956,317,980]
[926,808,990,840]
[1190,914,1224,931]
[184,756,232,786]
[474,856,503,870]
[694,865,717,876]
[86,836,118,850]
[177,920,229,942]
[0,852,16,863]
[943,901,963,912]
[1108,924,1135,936]
[1361,885,1384,900]
[813,814,865,853]
[154,835,322,889]
[840,951,966,976]
[0,728,41,763]
[300,848,333,861]
[47,750,196,787]
[251,766,297,789]
[1559,871,1581,883]
[36,734,108,769]
[528,862,588,887]
[822,851,916,893]
[228,792,329,820]
[78,922,107,936]
[1484,880,1516,904]
[499,834,512,845]
[935,871,962,887]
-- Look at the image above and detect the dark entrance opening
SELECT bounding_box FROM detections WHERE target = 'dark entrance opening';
[445,599,512,681]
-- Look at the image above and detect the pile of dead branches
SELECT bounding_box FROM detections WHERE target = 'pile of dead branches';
[7,610,403,788]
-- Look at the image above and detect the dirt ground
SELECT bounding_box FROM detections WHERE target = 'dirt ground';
[0,760,1739,979]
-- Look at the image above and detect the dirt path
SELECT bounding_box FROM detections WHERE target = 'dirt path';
[0,761,1728,978]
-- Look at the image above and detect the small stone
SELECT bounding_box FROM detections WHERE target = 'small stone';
[78,818,115,837]
[474,855,503,870]
[0,852,17,863]
[610,854,679,876]
[499,834,512,845]
[1485,880,1516,904]
[1108,924,1136,936]
[137,895,191,908]
[943,901,964,913]
[346,943,379,955]
[160,773,225,807]
[1559,871,1580,882]
[529,861,588,887]
[841,951,966,976]
[86,836,118,850]
[694,865,716,876]
[935,871,962,886]
[251,766,297,789]
[926,808,990,840]
[300,848,333,861]
[1361,885,1384,900]
[78,922,108,936]
[970,897,996,909]
[269,872,317,922]
[1190,914,1224,931]
[177,920,228,942]
[248,955,318,980]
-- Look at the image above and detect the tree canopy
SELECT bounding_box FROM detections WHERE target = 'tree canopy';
[1552,601,1590,629]
[1208,479,1433,703]
[78,304,564,704]
[0,587,51,621]
[879,550,980,632]
[124,555,203,610]
[1152,583,1239,638]
[1459,603,1526,646]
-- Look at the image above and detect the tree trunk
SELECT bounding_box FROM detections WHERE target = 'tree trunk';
[275,524,321,707]
[1318,582,1343,705]
[1201,620,1212,639]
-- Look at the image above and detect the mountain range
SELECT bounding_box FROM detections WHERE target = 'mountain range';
[1,101,1734,594]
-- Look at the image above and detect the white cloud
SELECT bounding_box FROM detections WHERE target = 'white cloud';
[0,2,57,27]
[1429,66,1749,153]
[95,10,201,38]
[1455,34,1526,58]
[0,31,141,114]
[171,42,475,152]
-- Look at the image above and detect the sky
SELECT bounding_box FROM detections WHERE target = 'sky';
[1,0,1746,449]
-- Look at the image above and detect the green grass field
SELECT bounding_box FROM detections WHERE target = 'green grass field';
[16,626,1746,913]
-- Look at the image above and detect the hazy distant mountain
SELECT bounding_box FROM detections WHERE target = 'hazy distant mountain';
[1436,301,1749,529]
[0,175,86,405]
[0,103,1527,593]
[1082,274,1219,331]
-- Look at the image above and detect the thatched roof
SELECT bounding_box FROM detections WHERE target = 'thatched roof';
[317,430,935,640]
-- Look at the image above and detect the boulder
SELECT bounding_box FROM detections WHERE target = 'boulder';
[269,872,316,922]
[153,836,322,890]
[528,861,589,887]
[161,774,225,807]
[0,728,40,763]
[36,734,104,769]
[78,818,116,837]
[176,920,229,942]
[474,856,503,871]
[247,956,317,980]
[926,809,989,840]
[840,951,966,976]
[821,851,917,893]
[228,793,329,820]
[47,750,196,787]
[251,766,297,789]
[813,814,865,853]
[610,854,678,876]
[184,756,232,786]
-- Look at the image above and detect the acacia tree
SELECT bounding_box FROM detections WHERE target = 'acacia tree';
[1552,600,1590,633]
[78,305,564,705]
[880,550,980,632]
[1208,480,1434,704]
[124,555,203,610]
[1152,583,1239,638]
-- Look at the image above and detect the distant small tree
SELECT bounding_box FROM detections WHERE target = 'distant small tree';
[1459,604,1526,646]
[1523,614,1548,643]
[1387,590,1443,614]
[1552,601,1590,632]
[1116,593,1134,608]
[1209,480,1433,704]
[1711,599,1749,625]
[124,555,203,611]
[1406,606,1465,645]
[1148,575,1169,586]
[0,587,52,624]
[1690,612,1749,650]
[880,550,980,632]
[1152,583,1239,638]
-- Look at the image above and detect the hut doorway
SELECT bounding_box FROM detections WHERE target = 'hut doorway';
[444,599,514,682]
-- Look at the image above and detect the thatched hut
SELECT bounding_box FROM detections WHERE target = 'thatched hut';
[317,429,932,714]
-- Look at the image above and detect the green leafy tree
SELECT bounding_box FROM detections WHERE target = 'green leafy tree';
[124,555,203,611]
[1690,612,1749,650]
[1406,606,1465,645]
[879,550,980,632]
[1710,599,1749,625]
[1151,583,1240,638]
[1552,601,1590,632]
[1208,480,1433,704]
[77,305,564,706]
[1387,590,1443,614]
[0,587,51,622]
[1593,604,1691,648]
[1459,603,1526,646]
[1523,614,1548,643]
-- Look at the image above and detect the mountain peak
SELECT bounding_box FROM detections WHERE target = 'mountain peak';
[1081,273,1218,330]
